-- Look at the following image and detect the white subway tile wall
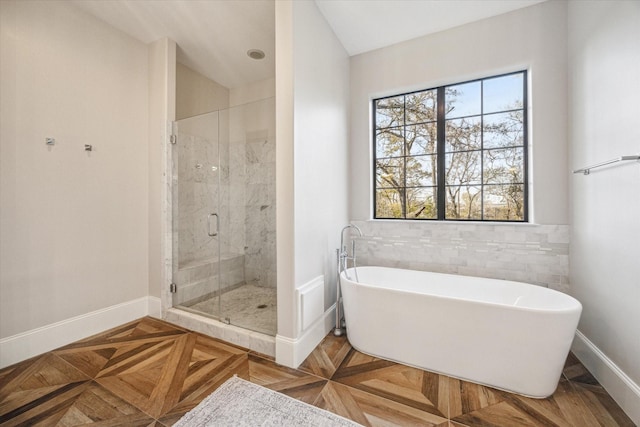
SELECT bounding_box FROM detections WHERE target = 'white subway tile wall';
[351,220,569,292]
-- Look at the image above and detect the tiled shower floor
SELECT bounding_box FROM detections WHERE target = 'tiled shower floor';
[184,282,276,335]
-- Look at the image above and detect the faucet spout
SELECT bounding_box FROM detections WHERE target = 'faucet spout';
[340,224,362,255]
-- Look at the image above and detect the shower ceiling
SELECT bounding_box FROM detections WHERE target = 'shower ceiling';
[72,0,545,88]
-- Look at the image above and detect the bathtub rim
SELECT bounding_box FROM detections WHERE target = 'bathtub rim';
[340,266,582,315]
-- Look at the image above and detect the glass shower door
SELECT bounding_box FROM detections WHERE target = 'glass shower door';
[170,97,276,336]
[171,111,222,320]
[218,98,277,335]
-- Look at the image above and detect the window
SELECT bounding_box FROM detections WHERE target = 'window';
[374,71,527,221]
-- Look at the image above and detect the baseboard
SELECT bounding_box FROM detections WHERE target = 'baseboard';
[276,303,336,368]
[0,296,157,369]
[148,296,162,318]
[572,330,640,425]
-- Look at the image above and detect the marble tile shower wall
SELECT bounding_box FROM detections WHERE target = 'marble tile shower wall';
[238,99,276,289]
[351,220,570,292]
[228,136,246,257]
[177,132,224,267]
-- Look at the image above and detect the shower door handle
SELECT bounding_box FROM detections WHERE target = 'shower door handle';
[207,213,219,237]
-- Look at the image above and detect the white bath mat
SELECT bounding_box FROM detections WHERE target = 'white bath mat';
[173,375,361,426]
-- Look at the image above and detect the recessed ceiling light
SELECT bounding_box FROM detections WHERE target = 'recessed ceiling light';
[247,49,265,60]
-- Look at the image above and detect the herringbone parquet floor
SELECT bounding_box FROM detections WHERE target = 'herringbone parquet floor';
[0,317,635,426]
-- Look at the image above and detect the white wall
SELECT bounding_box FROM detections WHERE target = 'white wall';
[275,0,296,342]
[292,0,349,292]
[230,77,275,107]
[275,0,349,363]
[0,1,149,337]
[349,0,568,225]
[148,37,175,304]
[176,62,229,120]
[568,1,640,423]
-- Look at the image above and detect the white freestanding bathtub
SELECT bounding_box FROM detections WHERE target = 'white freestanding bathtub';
[340,266,582,398]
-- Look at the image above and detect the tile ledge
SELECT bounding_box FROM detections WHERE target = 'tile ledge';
[354,219,566,227]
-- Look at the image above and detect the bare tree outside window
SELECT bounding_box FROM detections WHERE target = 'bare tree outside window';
[374,71,527,221]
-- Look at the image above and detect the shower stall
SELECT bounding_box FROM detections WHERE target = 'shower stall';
[170,97,276,336]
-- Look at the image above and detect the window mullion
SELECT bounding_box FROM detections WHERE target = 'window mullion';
[403,96,408,219]
[523,70,529,222]
[480,80,484,220]
[436,87,446,220]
